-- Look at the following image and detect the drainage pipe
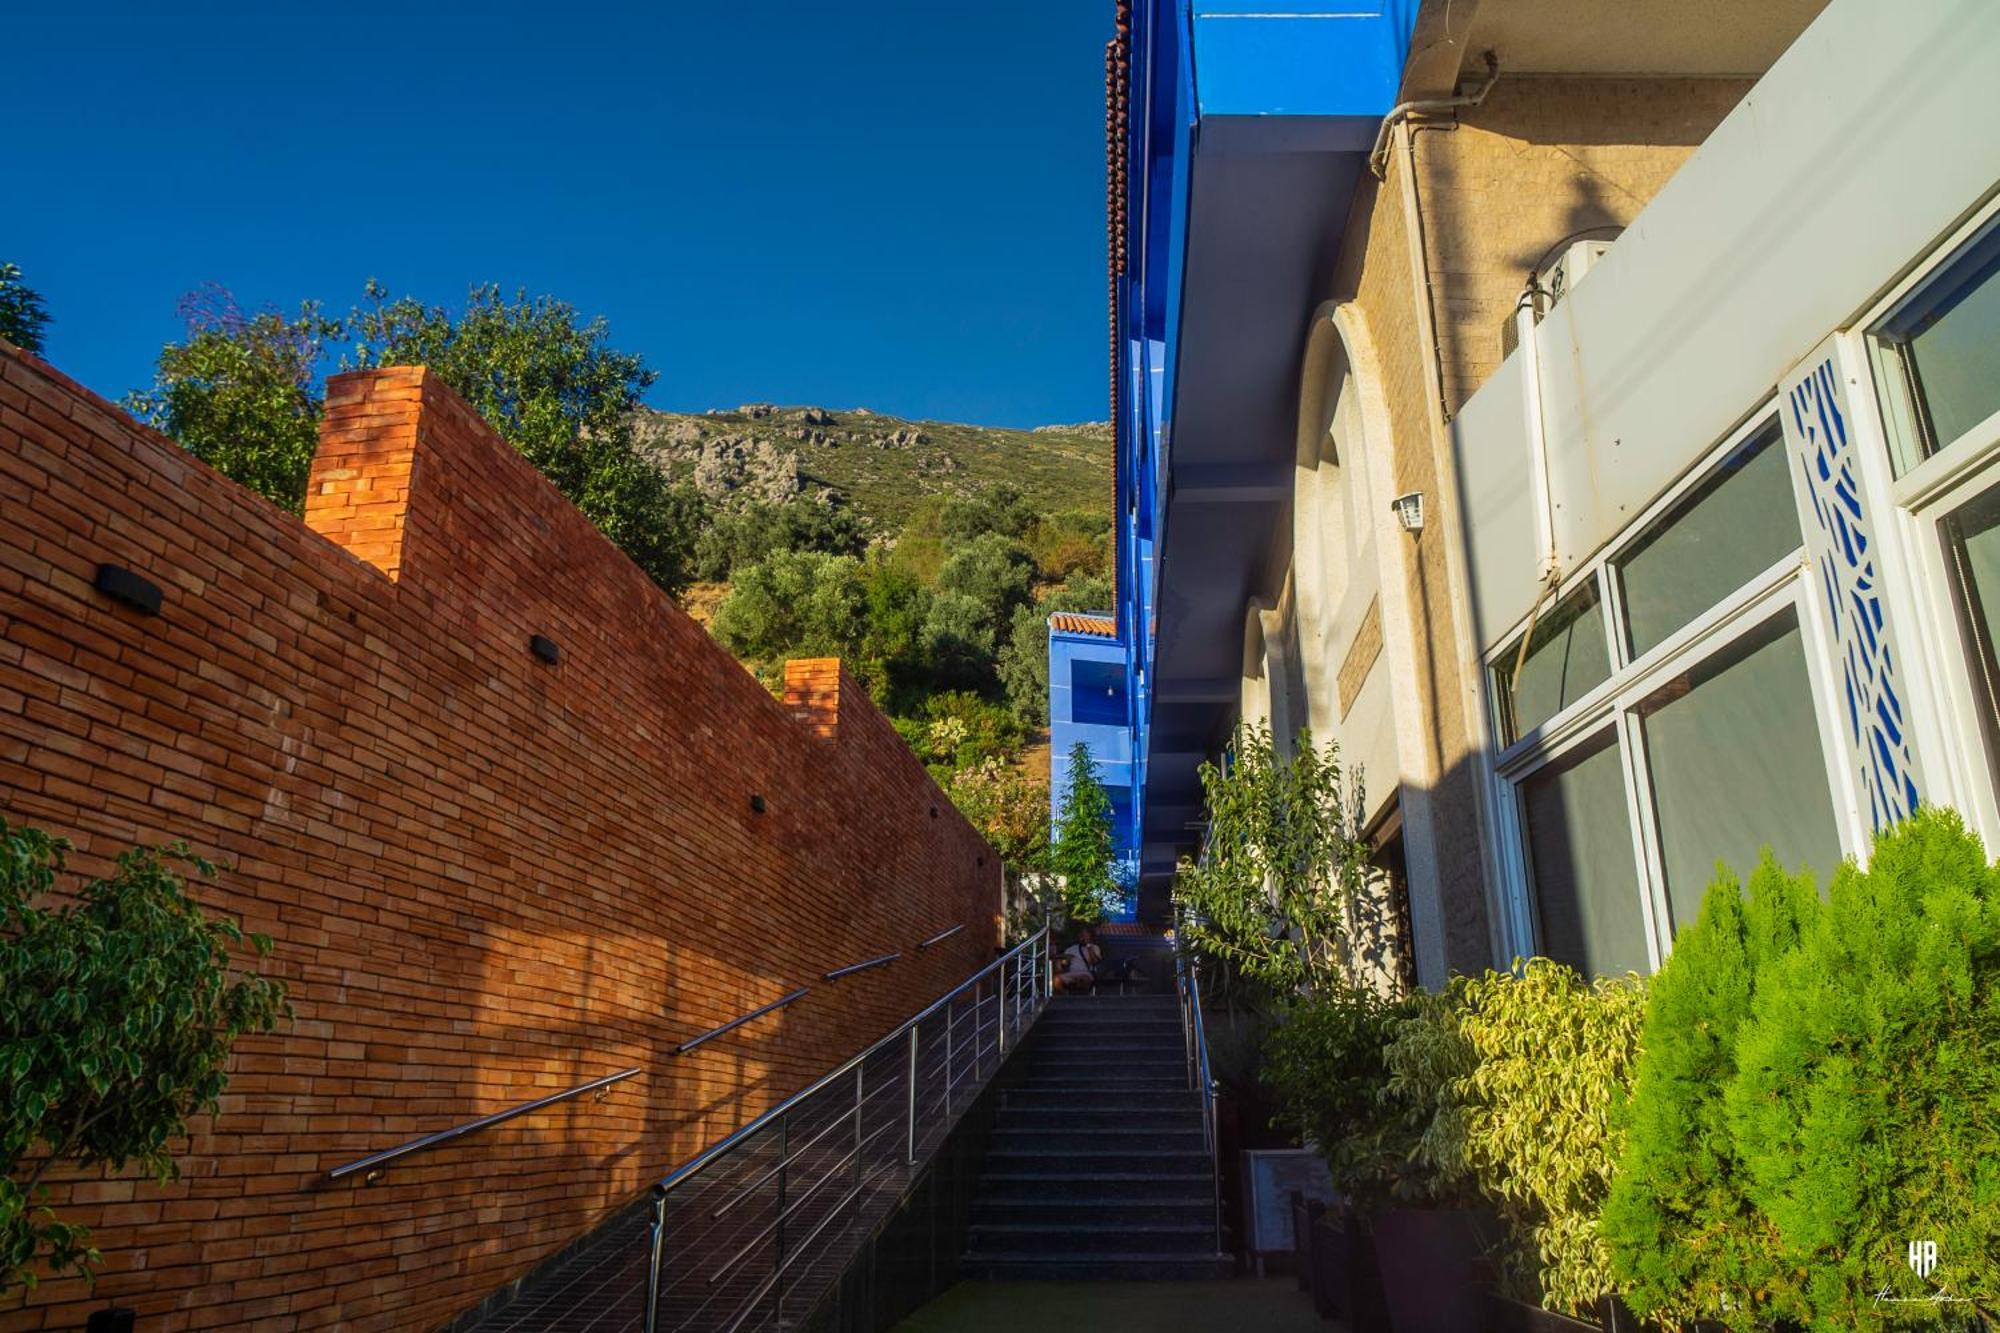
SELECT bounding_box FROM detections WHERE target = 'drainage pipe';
[1368,51,1500,180]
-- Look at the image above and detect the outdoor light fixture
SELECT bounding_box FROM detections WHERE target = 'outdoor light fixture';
[529,634,561,665]
[93,564,161,616]
[1391,491,1426,533]
[749,793,767,814]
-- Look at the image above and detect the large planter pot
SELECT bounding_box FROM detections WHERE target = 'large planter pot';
[1482,1292,1599,1333]
[1372,1206,1499,1333]
[1483,1292,1653,1333]
[1311,1206,1392,1330]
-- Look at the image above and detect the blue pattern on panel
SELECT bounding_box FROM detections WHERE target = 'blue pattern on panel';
[1786,355,1922,829]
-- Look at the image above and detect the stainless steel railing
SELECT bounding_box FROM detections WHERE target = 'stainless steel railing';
[639,926,1051,1333]
[1176,946,1223,1252]
[326,1067,642,1184]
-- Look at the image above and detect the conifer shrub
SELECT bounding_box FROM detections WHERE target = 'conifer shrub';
[1726,807,2000,1326]
[1454,960,1645,1317]
[1602,854,1818,1327]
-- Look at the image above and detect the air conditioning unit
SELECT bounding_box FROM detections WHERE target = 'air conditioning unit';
[1501,238,1615,356]
[1539,239,1614,311]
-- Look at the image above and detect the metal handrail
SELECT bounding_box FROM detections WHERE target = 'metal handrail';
[916,923,964,949]
[1176,945,1223,1252]
[641,925,1051,1332]
[652,927,1046,1195]
[823,951,900,981]
[326,1066,641,1184]
[676,987,811,1055]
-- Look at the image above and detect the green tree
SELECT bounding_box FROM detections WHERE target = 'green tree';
[1049,742,1117,923]
[2,819,289,1290]
[997,572,1115,725]
[712,549,869,667]
[130,282,708,593]
[126,287,340,513]
[0,264,52,356]
[941,482,1037,544]
[1173,722,1370,999]
[693,497,868,583]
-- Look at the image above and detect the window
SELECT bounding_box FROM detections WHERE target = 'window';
[1872,216,2000,474]
[1489,412,1843,976]
[1635,610,1843,927]
[1493,583,1610,743]
[1520,732,1650,976]
[1867,204,2000,829]
[1614,424,1798,659]
[1941,481,2000,781]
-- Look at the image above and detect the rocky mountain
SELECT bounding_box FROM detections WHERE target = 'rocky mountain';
[630,402,1112,532]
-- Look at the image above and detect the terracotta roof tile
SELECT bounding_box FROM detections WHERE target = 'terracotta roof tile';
[1051,611,1118,637]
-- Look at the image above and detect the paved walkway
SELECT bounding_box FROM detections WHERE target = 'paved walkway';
[889,1278,1327,1332]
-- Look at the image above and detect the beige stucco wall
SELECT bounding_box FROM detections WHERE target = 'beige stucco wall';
[1257,74,1755,976]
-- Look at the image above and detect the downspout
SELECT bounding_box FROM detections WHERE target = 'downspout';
[1377,51,1514,977]
[1368,51,1500,181]
[1507,280,1565,693]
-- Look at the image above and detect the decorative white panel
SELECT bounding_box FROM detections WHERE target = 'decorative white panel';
[1779,340,1922,830]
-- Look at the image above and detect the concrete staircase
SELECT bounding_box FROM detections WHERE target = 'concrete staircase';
[960,992,1231,1280]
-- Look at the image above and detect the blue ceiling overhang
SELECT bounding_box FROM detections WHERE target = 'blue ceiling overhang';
[1124,0,1416,887]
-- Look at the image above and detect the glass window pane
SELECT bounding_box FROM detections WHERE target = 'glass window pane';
[1638,610,1843,930]
[1494,582,1611,743]
[1941,478,2000,777]
[1876,223,2000,470]
[1614,425,1798,659]
[1519,732,1650,977]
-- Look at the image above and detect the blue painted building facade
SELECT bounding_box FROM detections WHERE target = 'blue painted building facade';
[1047,612,1138,919]
[1054,0,1418,923]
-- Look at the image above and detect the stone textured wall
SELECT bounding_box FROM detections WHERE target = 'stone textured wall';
[0,348,999,1331]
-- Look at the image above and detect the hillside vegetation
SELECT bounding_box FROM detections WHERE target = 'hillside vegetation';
[631,402,1110,535]
[642,402,1114,884]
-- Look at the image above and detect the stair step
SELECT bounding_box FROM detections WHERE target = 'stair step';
[976,1172,1212,1202]
[1019,1074,1186,1088]
[992,1096,1192,1120]
[967,1222,1218,1256]
[972,1199,1210,1227]
[959,1253,1234,1282]
[983,1149,1212,1173]
[1003,1088,1196,1110]
[992,1130,1206,1154]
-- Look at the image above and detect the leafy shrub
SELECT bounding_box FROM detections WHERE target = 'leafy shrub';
[711,549,868,665]
[1379,985,1478,1206]
[1174,723,1370,1000]
[2,820,290,1289]
[1726,808,2000,1327]
[1455,961,1645,1316]
[1264,986,1423,1214]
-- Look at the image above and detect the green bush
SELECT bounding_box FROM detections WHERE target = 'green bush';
[1456,961,1646,1317]
[1602,853,1817,1327]
[1263,986,1423,1214]
[1726,808,2000,1327]
[1380,985,1478,1206]
[2,820,289,1289]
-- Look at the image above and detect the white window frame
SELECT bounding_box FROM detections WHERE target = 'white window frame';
[1482,407,1851,969]
[1854,191,2000,850]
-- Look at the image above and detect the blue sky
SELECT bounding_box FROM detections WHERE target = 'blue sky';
[10,2,1112,428]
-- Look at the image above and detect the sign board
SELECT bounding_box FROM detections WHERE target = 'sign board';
[1241,1148,1334,1256]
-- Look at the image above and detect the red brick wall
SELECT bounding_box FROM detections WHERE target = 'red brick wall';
[0,348,1001,1331]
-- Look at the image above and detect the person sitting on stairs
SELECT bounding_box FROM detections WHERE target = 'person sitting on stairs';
[1055,929,1100,992]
